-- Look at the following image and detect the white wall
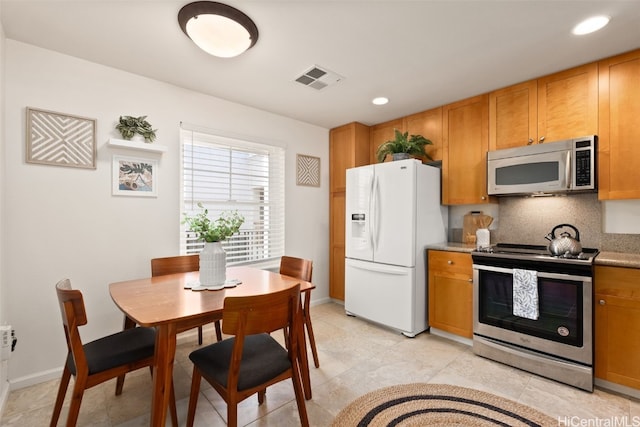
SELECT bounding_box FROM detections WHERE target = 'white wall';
[0,6,9,410]
[2,40,329,388]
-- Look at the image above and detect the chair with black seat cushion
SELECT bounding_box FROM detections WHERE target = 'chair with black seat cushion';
[51,279,177,427]
[280,256,319,368]
[185,284,309,427]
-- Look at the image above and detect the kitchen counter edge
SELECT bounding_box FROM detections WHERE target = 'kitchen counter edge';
[595,251,640,269]
[426,243,477,254]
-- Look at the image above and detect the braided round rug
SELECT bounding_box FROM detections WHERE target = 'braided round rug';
[332,383,556,427]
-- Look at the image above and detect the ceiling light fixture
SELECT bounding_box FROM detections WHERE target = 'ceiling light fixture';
[372,97,389,106]
[178,1,259,58]
[572,15,610,35]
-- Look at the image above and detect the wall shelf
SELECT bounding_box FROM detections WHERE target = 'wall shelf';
[108,138,168,153]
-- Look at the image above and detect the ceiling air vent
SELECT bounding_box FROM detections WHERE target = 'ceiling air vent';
[295,65,344,90]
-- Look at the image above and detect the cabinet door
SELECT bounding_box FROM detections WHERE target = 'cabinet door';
[594,266,640,389]
[370,118,403,164]
[403,107,443,161]
[428,251,473,338]
[330,122,370,192]
[442,94,490,205]
[598,49,640,200]
[329,122,369,301]
[537,63,598,143]
[330,192,346,299]
[489,80,537,150]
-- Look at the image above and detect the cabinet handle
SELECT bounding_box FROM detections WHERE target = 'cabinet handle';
[481,196,486,200]
[538,136,545,143]
[468,278,473,282]
[447,260,453,265]
[599,299,606,305]
[527,138,534,145]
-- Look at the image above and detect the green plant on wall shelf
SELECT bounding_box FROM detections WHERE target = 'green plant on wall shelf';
[116,115,157,142]
[375,129,433,163]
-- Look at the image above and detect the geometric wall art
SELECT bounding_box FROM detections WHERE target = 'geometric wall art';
[296,154,320,187]
[112,155,158,197]
[26,107,97,169]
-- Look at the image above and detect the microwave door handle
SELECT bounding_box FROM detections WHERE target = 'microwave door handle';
[565,151,572,189]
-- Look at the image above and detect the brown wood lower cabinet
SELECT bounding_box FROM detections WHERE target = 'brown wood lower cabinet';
[427,250,473,338]
[595,265,640,389]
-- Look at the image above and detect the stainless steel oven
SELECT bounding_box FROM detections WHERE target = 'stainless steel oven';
[472,244,598,392]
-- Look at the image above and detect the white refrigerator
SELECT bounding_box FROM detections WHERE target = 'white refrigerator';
[345,159,448,337]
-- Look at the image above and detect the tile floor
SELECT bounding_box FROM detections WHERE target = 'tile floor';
[2,301,640,426]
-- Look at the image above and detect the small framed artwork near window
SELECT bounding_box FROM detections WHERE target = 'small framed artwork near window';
[296,154,320,187]
[26,107,97,169]
[112,155,158,197]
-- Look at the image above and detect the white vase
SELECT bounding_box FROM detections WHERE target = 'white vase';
[199,242,226,285]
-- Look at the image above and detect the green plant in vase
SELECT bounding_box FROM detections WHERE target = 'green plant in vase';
[376,129,433,163]
[182,203,245,242]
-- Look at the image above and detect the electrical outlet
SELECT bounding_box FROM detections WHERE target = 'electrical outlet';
[1,325,11,361]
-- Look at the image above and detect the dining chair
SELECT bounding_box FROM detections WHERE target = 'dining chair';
[51,279,177,427]
[280,256,319,368]
[149,254,223,344]
[185,284,309,427]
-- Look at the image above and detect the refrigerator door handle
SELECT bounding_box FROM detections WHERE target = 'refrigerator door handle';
[372,174,380,253]
[368,173,375,251]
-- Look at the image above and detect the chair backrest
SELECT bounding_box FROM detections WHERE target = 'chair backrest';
[151,254,199,277]
[279,256,313,282]
[55,279,88,374]
[222,284,301,338]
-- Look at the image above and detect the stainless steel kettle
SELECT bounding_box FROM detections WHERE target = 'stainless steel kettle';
[545,224,582,256]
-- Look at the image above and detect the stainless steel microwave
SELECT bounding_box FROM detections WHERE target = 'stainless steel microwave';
[487,135,597,196]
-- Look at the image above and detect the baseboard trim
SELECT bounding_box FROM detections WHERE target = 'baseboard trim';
[429,327,473,346]
[0,380,10,421]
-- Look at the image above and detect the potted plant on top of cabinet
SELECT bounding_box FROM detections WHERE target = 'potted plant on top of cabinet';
[375,129,433,162]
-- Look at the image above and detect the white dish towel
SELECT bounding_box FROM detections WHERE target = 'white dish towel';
[512,268,539,320]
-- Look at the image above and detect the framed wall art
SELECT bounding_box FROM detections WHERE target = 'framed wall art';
[26,107,97,169]
[296,154,320,187]
[112,155,158,197]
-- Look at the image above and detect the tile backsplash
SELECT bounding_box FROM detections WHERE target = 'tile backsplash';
[450,193,640,254]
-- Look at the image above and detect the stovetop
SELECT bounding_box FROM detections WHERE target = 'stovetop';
[473,243,599,265]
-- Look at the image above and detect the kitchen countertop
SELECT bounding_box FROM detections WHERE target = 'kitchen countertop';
[595,251,640,269]
[427,243,640,269]
[426,242,477,254]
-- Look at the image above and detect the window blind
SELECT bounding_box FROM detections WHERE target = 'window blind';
[181,129,285,265]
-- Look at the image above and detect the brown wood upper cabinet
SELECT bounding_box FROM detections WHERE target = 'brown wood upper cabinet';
[403,107,443,162]
[369,118,403,164]
[489,63,598,151]
[442,94,491,205]
[598,49,640,200]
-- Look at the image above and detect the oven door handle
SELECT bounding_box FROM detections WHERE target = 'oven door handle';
[472,264,592,283]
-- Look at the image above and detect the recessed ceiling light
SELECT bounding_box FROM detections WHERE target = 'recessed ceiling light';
[572,15,610,35]
[372,97,389,106]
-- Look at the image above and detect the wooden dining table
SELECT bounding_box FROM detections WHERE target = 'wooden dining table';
[109,266,315,427]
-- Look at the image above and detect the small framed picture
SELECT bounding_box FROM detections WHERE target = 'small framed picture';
[296,154,321,187]
[112,155,158,197]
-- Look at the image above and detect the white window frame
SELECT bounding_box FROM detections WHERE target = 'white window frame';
[180,128,285,266]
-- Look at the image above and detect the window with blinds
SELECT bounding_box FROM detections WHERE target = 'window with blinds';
[181,129,285,265]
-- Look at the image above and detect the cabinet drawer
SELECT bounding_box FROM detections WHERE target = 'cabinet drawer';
[428,250,472,275]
